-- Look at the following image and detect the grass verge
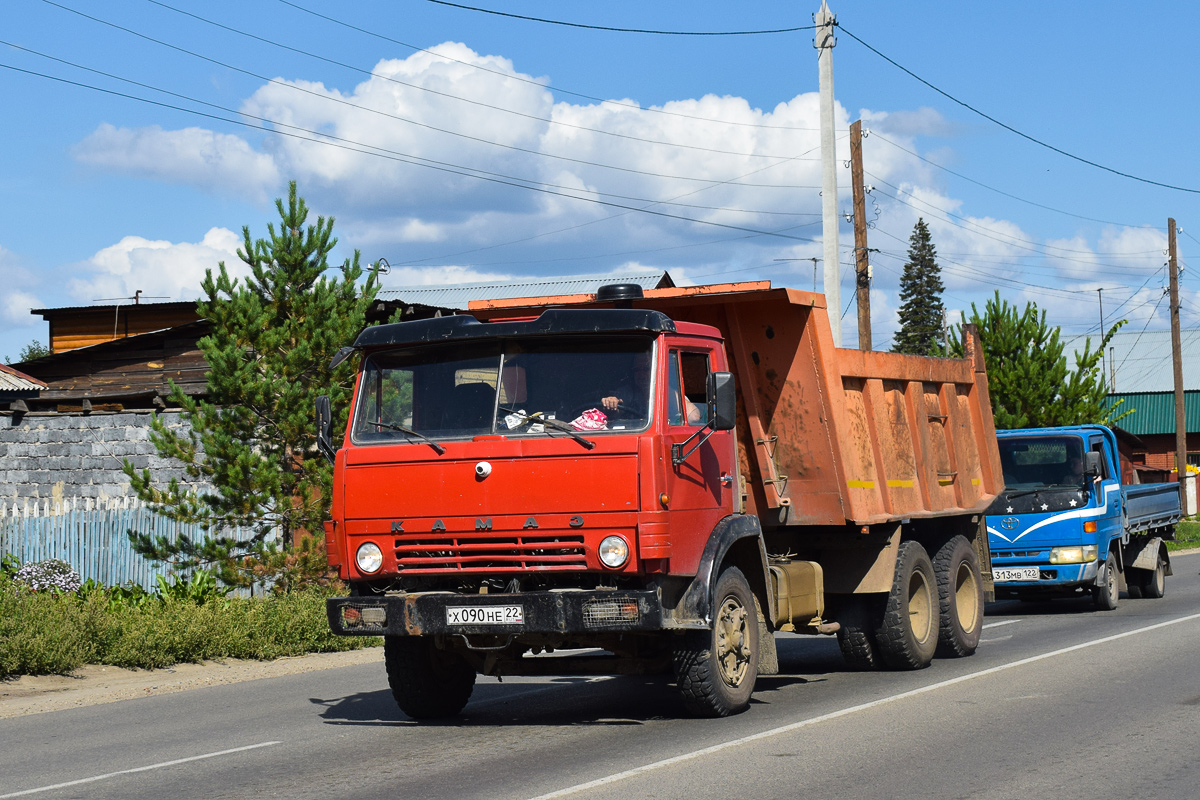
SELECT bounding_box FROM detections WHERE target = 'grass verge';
[0,578,377,678]
[1169,519,1200,552]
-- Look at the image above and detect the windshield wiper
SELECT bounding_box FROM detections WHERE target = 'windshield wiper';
[367,421,446,455]
[1003,488,1042,499]
[498,406,595,450]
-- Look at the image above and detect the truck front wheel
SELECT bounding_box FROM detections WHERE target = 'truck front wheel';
[933,536,983,658]
[384,636,476,720]
[673,566,759,717]
[875,540,938,670]
[1092,556,1120,611]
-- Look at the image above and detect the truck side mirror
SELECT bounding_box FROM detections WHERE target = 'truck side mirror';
[1084,451,1101,478]
[316,395,336,465]
[707,372,736,431]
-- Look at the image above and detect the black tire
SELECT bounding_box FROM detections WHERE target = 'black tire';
[384,636,477,720]
[875,540,938,670]
[835,597,884,671]
[932,536,984,658]
[1092,556,1120,611]
[673,566,759,717]
[1136,554,1167,599]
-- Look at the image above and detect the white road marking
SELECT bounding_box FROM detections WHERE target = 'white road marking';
[983,620,1020,629]
[527,611,1200,800]
[0,741,281,798]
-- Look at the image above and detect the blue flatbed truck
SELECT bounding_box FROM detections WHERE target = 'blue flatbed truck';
[985,425,1181,609]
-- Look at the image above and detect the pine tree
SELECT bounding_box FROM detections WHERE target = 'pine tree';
[124,182,380,588]
[892,218,946,355]
[954,291,1128,429]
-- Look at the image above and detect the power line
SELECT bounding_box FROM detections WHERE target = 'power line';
[867,181,1166,265]
[48,0,818,162]
[4,38,810,191]
[836,23,1200,195]
[422,0,816,36]
[868,131,1162,230]
[0,60,823,246]
[277,0,824,132]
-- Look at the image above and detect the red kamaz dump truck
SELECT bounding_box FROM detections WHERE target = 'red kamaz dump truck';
[319,281,1002,718]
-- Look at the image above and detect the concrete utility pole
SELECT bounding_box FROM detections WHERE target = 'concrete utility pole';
[1097,288,1106,389]
[815,1,841,346]
[1169,218,1187,480]
[850,120,870,350]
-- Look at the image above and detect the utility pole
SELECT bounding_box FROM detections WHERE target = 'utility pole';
[1097,287,1106,389]
[850,120,871,350]
[1169,218,1187,482]
[815,1,841,346]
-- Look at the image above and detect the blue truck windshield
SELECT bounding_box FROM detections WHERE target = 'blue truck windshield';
[988,435,1089,514]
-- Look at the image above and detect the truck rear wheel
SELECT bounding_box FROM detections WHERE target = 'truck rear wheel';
[932,536,983,658]
[835,597,884,671]
[384,636,476,720]
[673,566,759,717]
[1092,556,1120,611]
[875,541,938,670]
[1132,554,1167,599]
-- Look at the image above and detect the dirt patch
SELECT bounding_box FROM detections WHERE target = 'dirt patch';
[0,646,383,719]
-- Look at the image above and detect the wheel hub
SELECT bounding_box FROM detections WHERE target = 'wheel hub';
[715,596,751,687]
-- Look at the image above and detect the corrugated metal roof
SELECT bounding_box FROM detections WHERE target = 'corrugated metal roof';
[377,270,674,310]
[0,363,47,395]
[1105,390,1200,435]
[1065,327,1200,392]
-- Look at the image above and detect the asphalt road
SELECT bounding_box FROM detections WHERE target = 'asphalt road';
[4,552,1200,800]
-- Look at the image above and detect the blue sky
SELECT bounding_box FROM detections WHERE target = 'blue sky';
[3,0,1198,376]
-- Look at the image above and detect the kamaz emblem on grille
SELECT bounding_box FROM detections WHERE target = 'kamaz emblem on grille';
[391,521,404,533]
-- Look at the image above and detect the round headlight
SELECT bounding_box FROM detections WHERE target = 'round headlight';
[356,542,384,574]
[598,535,629,569]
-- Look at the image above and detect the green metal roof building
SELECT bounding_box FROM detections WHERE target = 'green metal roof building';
[1106,391,1200,436]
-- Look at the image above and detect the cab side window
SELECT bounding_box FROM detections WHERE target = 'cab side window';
[1089,437,1110,479]
[667,350,684,426]
[680,352,710,427]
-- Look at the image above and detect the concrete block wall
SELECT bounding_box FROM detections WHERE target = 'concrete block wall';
[0,410,211,507]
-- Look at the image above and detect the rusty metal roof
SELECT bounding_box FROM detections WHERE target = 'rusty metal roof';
[377,270,674,310]
[0,363,47,397]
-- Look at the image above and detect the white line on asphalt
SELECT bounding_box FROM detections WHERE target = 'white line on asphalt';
[0,741,282,799]
[527,611,1200,800]
[983,620,1020,629]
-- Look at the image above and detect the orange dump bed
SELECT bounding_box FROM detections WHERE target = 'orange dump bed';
[472,282,1003,529]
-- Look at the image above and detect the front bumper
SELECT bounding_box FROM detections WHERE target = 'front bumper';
[328,589,665,637]
[992,559,1100,594]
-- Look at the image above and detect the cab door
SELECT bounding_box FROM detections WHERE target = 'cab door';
[661,343,736,572]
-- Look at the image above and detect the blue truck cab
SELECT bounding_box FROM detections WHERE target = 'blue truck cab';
[985,425,1180,609]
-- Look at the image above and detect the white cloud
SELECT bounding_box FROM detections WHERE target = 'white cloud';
[73,124,279,201]
[68,227,246,303]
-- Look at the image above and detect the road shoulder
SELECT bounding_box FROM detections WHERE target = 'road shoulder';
[0,646,383,719]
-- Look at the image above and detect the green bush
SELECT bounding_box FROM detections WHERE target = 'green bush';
[0,574,376,678]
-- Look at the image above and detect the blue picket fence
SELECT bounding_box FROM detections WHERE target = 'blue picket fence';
[0,498,275,591]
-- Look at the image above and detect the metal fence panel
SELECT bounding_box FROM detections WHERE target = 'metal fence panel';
[0,499,275,591]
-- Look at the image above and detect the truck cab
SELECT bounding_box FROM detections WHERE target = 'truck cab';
[986,425,1179,608]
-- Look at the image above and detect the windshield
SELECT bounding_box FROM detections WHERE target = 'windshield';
[998,435,1086,489]
[352,336,655,444]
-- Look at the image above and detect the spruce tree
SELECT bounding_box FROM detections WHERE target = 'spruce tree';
[954,291,1128,429]
[124,182,380,587]
[892,218,946,355]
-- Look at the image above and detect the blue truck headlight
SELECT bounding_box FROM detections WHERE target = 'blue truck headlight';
[1048,545,1098,565]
